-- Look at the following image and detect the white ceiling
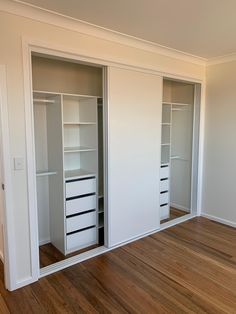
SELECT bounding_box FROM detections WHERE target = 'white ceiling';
[17,0,236,59]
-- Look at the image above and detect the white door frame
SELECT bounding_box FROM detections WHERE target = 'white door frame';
[21,37,205,287]
[0,65,17,291]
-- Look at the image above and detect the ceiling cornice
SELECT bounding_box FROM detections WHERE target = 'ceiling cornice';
[207,53,236,66]
[1,0,207,66]
[2,0,235,67]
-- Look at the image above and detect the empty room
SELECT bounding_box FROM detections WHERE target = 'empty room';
[0,0,236,312]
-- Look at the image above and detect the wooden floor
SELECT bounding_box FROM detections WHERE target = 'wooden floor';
[161,207,188,223]
[1,217,236,313]
[40,208,186,267]
[39,243,99,268]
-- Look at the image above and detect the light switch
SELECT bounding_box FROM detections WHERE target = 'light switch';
[14,157,24,170]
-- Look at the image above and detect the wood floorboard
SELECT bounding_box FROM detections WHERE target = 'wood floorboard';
[40,208,185,267]
[161,207,188,223]
[39,243,100,268]
[1,217,236,313]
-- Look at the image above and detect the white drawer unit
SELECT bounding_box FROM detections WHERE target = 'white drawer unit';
[160,165,170,222]
[66,195,96,216]
[66,211,96,233]
[160,179,169,192]
[160,165,169,179]
[66,227,97,252]
[66,177,96,198]
[160,204,170,220]
[160,191,169,205]
[64,175,97,254]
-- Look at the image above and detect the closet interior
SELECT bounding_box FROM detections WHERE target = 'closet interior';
[31,55,105,267]
[160,79,195,223]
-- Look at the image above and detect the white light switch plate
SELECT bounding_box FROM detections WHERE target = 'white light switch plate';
[14,157,24,170]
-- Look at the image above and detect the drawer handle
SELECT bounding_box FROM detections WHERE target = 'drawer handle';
[160,190,168,194]
[67,225,96,236]
[66,176,95,183]
[66,192,95,201]
[66,209,95,218]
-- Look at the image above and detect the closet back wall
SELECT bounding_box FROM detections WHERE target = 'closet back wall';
[0,8,205,289]
[32,57,102,96]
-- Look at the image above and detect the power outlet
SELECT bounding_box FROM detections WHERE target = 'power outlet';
[14,157,24,170]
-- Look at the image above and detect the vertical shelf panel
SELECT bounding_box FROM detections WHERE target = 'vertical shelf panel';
[161,145,170,165]
[161,124,171,144]
[47,95,65,253]
[162,103,171,124]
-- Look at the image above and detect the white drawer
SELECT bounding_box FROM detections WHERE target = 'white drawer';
[66,227,96,252]
[66,195,96,216]
[66,211,96,233]
[66,178,96,198]
[160,204,170,220]
[160,191,169,205]
[160,179,169,192]
[160,166,169,179]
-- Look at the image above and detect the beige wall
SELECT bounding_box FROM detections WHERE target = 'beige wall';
[0,10,205,286]
[203,61,236,224]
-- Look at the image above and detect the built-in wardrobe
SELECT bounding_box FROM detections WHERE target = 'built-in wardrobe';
[29,53,200,273]
[160,79,199,223]
[32,55,105,265]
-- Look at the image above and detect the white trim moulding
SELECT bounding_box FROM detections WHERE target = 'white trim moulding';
[0,65,17,291]
[201,213,236,229]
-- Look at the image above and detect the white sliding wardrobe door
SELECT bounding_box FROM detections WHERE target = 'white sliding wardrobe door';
[107,67,162,247]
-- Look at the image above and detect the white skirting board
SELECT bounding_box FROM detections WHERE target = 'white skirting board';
[39,239,51,246]
[201,213,236,228]
[170,202,190,213]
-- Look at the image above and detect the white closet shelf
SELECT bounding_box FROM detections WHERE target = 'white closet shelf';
[63,122,96,125]
[161,143,170,146]
[36,171,57,177]
[163,101,191,106]
[33,98,55,104]
[63,94,99,101]
[64,169,96,180]
[172,102,191,106]
[33,90,101,99]
[172,108,189,112]
[161,123,171,126]
[170,155,181,160]
[64,146,96,153]
[171,156,189,161]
